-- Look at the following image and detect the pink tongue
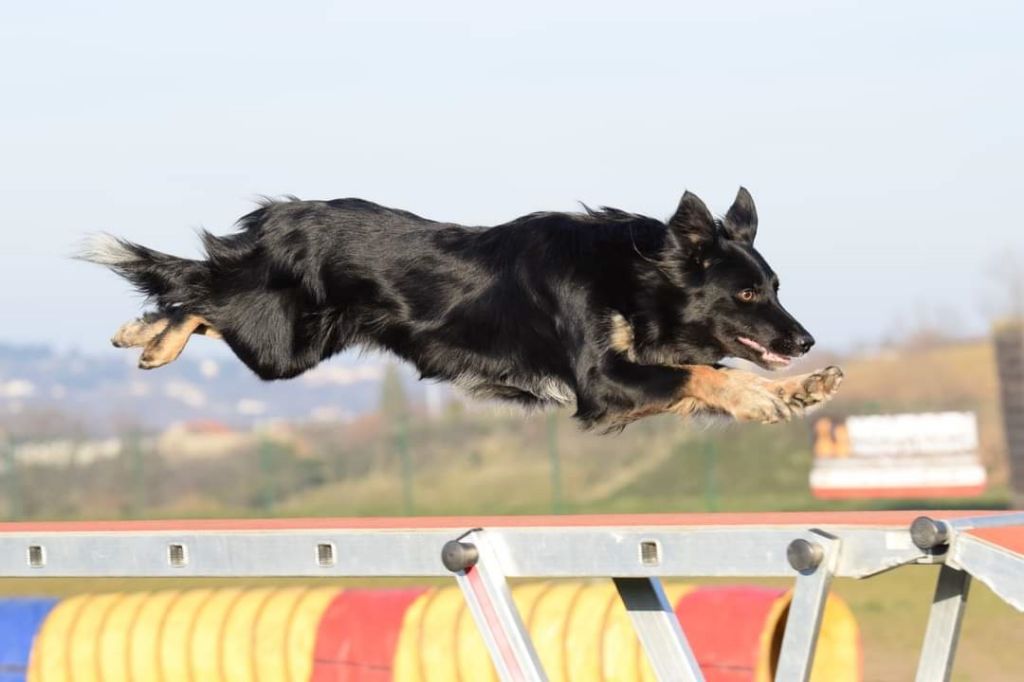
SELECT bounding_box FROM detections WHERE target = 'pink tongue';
[738,337,791,366]
[762,351,791,366]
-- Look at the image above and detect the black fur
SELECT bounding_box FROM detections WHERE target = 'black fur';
[88,188,814,429]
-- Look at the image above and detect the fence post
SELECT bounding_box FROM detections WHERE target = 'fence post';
[546,412,563,514]
[994,321,1024,508]
[0,430,20,520]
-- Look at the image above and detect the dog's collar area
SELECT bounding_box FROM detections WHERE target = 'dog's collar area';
[736,336,793,367]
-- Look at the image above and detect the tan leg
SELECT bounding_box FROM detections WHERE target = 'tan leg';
[607,364,844,429]
[138,314,218,369]
[112,313,221,349]
[673,365,798,424]
[680,365,844,424]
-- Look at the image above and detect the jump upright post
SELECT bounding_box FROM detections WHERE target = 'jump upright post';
[1,510,1023,682]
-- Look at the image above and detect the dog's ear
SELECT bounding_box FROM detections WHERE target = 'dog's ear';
[721,186,758,245]
[668,191,717,249]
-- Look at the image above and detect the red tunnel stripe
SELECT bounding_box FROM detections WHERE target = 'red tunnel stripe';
[675,587,785,682]
[311,588,427,682]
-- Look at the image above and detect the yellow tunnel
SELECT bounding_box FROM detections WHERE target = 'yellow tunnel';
[26,582,860,682]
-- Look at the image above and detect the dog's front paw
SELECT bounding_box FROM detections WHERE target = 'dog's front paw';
[774,365,844,411]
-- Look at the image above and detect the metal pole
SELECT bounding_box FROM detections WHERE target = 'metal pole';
[127,431,145,518]
[546,412,563,514]
[702,442,718,512]
[914,565,971,682]
[445,530,548,681]
[258,438,276,512]
[380,363,414,515]
[614,577,705,681]
[398,413,414,516]
[776,531,840,682]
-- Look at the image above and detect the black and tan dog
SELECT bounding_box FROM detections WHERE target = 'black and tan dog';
[81,188,842,430]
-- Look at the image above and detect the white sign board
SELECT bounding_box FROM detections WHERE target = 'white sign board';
[810,411,987,499]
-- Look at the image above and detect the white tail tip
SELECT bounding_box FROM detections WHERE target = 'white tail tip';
[76,233,137,266]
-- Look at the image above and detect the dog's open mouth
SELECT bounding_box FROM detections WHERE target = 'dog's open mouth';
[736,336,794,368]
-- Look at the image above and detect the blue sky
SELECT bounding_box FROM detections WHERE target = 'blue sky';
[1,1,1021,355]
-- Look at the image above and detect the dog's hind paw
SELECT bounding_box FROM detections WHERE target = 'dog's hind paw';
[111,314,170,348]
[136,313,219,370]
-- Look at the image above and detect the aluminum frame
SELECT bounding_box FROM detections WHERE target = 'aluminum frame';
[0,525,929,579]
[1,512,1021,682]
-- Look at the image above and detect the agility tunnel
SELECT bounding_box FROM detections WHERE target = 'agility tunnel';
[19,582,858,682]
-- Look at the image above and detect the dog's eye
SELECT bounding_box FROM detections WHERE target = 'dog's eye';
[737,289,757,302]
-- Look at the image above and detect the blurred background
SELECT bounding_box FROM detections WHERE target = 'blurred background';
[1,2,1022,680]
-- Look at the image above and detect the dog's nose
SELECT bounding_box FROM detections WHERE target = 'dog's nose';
[793,333,815,355]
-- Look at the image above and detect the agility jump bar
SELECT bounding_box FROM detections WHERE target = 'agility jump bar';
[2,511,1023,682]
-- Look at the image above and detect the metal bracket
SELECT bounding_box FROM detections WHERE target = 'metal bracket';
[775,529,841,682]
[443,530,548,682]
[614,577,705,682]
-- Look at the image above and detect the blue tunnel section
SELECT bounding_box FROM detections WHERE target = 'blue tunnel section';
[0,599,56,682]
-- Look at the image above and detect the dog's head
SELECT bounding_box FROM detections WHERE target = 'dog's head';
[661,187,814,369]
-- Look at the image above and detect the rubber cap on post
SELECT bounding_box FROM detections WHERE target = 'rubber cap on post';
[441,541,479,572]
[910,516,949,549]
[787,539,824,572]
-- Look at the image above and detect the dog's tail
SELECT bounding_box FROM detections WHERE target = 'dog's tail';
[76,234,210,309]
